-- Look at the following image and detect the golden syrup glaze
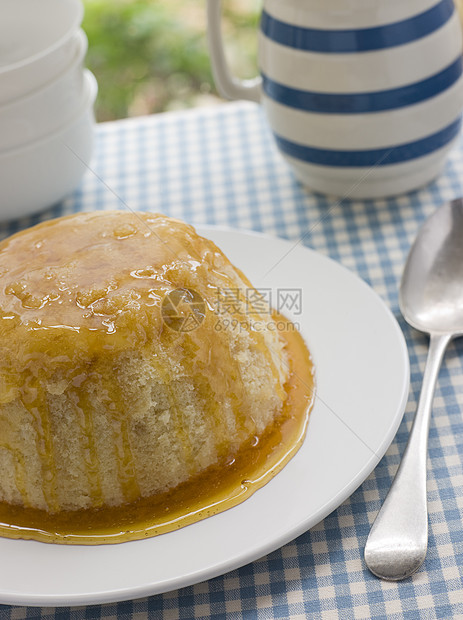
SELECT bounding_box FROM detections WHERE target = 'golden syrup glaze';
[0,210,282,400]
[0,210,315,541]
[0,314,315,543]
[0,210,278,510]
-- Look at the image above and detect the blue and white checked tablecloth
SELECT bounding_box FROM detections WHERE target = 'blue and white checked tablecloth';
[0,101,462,619]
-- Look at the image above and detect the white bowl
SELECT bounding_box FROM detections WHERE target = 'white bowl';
[0,0,83,104]
[0,70,97,220]
[0,29,88,152]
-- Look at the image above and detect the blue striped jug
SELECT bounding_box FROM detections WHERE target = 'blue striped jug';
[207,0,463,198]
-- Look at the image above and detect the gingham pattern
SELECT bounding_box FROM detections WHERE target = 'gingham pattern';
[0,101,462,619]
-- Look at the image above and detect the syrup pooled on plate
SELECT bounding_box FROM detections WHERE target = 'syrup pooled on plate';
[0,211,315,543]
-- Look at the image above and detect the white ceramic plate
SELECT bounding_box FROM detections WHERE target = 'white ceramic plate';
[0,227,409,607]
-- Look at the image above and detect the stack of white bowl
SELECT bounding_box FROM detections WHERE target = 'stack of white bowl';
[0,0,97,219]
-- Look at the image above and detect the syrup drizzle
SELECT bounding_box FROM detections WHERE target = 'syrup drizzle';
[0,317,315,544]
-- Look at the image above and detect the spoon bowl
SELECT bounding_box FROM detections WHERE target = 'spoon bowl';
[400,200,463,335]
[365,198,463,580]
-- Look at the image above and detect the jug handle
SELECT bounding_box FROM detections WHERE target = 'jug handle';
[207,0,261,103]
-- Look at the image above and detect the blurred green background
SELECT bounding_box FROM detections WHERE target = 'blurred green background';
[82,0,260,121]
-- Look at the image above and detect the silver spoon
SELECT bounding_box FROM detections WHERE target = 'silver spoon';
[364,198,463,581]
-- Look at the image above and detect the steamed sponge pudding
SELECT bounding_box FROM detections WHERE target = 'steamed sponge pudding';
[0,211,290,514]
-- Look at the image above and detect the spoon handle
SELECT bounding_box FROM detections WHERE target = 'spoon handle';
[364,333,451,581]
